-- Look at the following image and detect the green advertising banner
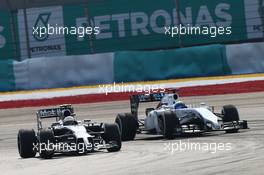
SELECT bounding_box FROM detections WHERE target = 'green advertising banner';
[62,0,264,54]
[179,0,248,46]
[63,4,92,55]
[0,0,263,59]
[0,11,16,59]
[87,0,179,53]
[62,0,180,54]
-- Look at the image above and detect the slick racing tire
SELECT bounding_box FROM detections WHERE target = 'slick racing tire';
[159,111,178,139]
[39,129,55,159]
[115,113,138,141]
[17,129,37,158]
[104,123,122,152]
[222,105,240,122]
[222,105,240,133]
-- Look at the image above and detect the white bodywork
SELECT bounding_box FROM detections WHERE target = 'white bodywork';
[64,125,92,145]
[144,107,220,133]
[53,123,94,150]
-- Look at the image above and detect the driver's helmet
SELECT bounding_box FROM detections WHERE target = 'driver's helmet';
[63,116,77,126]
[62,110,71,120]
[161,93,179,106]
[174,101,187,109]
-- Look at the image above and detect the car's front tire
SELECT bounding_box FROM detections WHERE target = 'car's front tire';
[39,129,55,159]
[222,105,240,122]
[104,123,121,152]
[158,111,178,139]
[17,129,37,158]
[222,105,240,133]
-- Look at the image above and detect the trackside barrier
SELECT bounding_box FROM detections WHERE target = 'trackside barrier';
[0,60,15,91]
[113,44,231,82]
[226,42,264,74]
[1,42,264,92]
[13,53,114,90]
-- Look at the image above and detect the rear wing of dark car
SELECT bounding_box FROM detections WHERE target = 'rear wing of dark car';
[36,104,74,129]
[130,93,165,119]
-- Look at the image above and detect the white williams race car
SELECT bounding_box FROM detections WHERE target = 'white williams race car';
[115,90,248,140]
[18,104,121,159]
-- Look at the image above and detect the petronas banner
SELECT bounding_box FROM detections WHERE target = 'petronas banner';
[4,0,264,58]
[65,0,264,55]
[17,6,66,59]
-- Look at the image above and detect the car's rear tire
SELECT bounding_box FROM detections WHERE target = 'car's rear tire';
[39,129,55,159]
[159,111,178,139]
[115,113,138,141]
[222,105,240,133]
[17,129,37,158]
[104,123,121,152]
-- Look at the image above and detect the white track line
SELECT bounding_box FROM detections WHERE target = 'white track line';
[0,76,264,102]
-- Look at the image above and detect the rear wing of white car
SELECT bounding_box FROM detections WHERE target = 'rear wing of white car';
[130,93,165,119]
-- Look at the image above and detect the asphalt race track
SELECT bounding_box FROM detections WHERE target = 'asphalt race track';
[0,92,264,175]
